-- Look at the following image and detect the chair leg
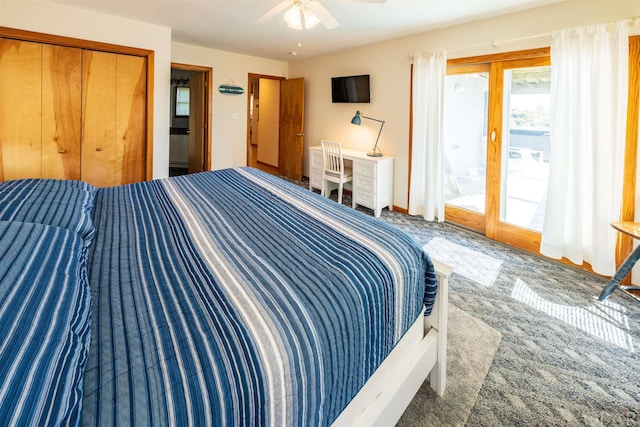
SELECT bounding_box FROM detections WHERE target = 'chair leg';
[338,183,343,204]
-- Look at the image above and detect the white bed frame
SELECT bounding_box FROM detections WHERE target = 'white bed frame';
[332,258,453,426]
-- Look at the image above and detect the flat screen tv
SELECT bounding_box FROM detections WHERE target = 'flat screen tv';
[331,74,370,103]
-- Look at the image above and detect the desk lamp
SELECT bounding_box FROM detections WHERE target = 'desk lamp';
[351,111,385,157]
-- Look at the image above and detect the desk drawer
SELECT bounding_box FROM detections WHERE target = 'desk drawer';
[354,190,376,209]
[354,175,376,193]
[354,160,376,178]
[310,151,323,170]
[310,171,323,189]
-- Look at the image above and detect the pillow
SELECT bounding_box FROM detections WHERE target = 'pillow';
[0,221,92,426]
[0,179,96,245]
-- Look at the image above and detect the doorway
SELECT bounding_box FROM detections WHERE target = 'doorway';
[170,63,212,176]
[246,74,305,180]
[247,74,283,176]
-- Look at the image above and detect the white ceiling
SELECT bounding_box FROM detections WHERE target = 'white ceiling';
[47,0,565,62]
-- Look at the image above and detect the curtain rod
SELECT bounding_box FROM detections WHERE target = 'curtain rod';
[407,16,640,59]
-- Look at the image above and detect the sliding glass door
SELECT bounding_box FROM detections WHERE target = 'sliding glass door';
[500,65,551,232]
[443,53,551,253]
[443,65,490,233]
[437,42,640,273]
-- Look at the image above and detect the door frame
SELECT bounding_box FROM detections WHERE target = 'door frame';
[171,63,212,171]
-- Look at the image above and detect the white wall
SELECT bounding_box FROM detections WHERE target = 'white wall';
[289,0,640,210]
[0,0,173,179]
[171,42,288,170]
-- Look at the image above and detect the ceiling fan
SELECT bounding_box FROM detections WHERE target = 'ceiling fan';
[256,0,387,30]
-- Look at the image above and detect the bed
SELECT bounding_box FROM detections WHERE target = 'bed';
[0,167,451,426]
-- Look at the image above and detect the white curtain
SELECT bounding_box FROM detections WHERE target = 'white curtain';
[540,22,628,275]
[408,50,447,222]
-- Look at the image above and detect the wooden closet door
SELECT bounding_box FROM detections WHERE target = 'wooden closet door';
[42,44,82,180]
[116,54,146,185]
[82,50,117,187]
[82,51,146,187]
[0,39,42,180]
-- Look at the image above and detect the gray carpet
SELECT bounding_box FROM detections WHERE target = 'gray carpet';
[295,182,640,426]
[398,305,502,426]
[381,211,640,427]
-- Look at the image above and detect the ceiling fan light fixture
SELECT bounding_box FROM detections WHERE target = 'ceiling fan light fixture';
[284,2,320,30]
[302,8,320,29]
[284,5,302,29]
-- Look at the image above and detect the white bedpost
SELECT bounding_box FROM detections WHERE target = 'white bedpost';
[427,258,452,397]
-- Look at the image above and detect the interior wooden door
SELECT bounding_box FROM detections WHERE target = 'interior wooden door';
[257,78,280,167]
[251,82,260,146]
[0,38,42,180]
[42,44,82,180]
[82,50,117,187]
[279,77,305,180]
[188,71,205,174]
[115,54,146,185]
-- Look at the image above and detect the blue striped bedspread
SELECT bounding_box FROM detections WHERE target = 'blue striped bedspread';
[0,221,92,426]
[83,167,437,426]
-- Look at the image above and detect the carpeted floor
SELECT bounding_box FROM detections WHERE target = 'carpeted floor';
[296,181,640,426]
[398,305,502,426]
[379,211,640,427]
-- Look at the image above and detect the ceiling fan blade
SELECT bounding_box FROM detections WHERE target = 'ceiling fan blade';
[255,0,291,24]
[308,0,340,29]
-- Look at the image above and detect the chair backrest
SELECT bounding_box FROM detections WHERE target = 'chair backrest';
[321,140,344,176]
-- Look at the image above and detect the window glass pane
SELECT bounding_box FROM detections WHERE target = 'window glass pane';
[500,66,551,231]
[443,72,489,214]
[176,86,190,102]
[176,87,190,116]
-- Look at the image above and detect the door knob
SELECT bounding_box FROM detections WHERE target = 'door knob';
[297,133,304,137]
[58,149,66,154]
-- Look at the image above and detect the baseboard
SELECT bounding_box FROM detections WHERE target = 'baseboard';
[392,206,408,215]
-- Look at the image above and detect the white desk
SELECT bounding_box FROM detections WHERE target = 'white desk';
[309,146,394,218]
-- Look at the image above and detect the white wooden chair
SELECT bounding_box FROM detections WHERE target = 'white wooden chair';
[321,140,353,205]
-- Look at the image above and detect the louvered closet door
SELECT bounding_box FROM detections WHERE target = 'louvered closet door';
[82,50,117,187]
[0,39,42,180]
[42,44,82,180]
